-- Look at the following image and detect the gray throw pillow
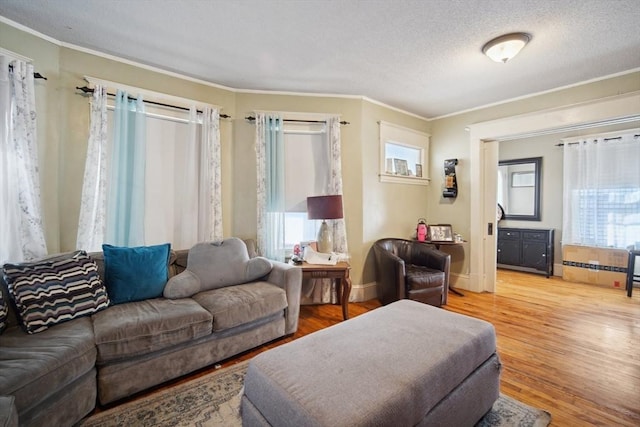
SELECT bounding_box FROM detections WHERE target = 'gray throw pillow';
[164,270,201,299]
[163,238,273,299]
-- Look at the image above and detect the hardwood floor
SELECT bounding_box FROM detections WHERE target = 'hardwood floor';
[100,270,640,426]
[446,270,639,426]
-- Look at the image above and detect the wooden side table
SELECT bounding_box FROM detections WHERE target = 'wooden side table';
[296,261,352,320]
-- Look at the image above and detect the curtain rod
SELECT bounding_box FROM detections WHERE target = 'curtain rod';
[7,64,47,80]
[555,134,640,147]
[75,86,230,118]
[244,115,350,125]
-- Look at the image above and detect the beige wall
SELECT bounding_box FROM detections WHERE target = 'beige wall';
[1,21,433,297]
[428,72,640,241]
[2,19,639,298]
[231,94,430,290]
[359,102,430,287]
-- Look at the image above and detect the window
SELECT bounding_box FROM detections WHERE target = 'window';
[105,102,215,250]
[77,81,221,252]
[256,113,345,262]
[379,121,429,185]
[562,130,640,248]
[282,121,328,251]
[568,188,640,247]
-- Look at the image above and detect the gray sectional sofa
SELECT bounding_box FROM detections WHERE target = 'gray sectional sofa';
[0,238,302,427]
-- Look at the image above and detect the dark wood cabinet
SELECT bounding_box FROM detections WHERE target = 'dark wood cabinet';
[497,227,554,277]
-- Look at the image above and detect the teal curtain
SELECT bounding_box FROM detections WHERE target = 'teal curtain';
[256,113,285,261]
[106,90,146,246]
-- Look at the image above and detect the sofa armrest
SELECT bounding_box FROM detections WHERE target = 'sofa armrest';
[265,262,302,334]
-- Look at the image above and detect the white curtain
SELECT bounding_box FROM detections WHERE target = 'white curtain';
[255,113,285,261]
[76,85,108,251]
[304,116,348,304]
[200,106,223,241]
[176,106,222,247]
[327,116,348,253]
[0,58,47,264]
[563,132,640,248]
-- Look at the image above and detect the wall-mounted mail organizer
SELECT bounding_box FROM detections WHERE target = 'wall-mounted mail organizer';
[443,158,458,198]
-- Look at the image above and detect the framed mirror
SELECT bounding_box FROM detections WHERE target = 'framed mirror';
[497,157,541,221]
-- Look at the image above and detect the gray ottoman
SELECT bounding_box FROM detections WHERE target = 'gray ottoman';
[241,299,501,427]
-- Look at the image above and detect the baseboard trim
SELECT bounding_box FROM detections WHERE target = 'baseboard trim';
[450,273,471,291]
[554,263,563,277]
[351,281,378,302]
[354,267,564,302]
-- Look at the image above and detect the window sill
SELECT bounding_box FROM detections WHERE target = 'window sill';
[379,173,430,186]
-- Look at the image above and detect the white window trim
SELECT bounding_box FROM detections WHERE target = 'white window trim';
[379,121,430,185]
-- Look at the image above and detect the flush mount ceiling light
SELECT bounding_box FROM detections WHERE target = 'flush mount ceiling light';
[482,32,531,63]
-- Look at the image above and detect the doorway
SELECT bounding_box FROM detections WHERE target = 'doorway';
[467,91,640,293]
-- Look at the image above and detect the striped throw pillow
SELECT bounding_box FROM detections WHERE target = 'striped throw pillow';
[2,251,110,334]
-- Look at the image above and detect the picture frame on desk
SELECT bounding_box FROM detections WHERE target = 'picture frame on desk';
[428,224,453,242]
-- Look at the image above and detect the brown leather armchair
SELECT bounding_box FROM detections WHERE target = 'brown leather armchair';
[373,238,450,307]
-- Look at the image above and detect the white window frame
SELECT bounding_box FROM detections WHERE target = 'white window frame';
[379,121,430,185]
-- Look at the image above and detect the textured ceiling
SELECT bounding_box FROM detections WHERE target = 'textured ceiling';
[1,0,639,118]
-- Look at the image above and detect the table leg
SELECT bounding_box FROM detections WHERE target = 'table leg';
[449,287,464,297]
[628,251,636,298]
[341,276,352,320]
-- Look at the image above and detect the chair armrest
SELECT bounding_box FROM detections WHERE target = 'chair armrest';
[0,395,18,427]
[373,244,407,304]
[411,244,449,271]
[266,262,302,334]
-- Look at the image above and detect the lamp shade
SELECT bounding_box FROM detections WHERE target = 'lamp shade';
[482,33,530,63]
[307,195,343,220]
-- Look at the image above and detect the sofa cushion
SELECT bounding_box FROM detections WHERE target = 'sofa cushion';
[0,317,96,415]
[164,238,272,299]
[2,251,110,334]
[102,243,171,305]
[92,298,213,363]
[193,281,287,331]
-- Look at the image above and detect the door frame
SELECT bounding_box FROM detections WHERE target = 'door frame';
[466,91,640,293]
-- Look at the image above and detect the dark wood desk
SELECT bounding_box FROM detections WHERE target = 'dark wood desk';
[427,240,466,250]
[296,261,352,320]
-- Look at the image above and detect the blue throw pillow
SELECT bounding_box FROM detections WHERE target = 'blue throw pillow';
[102,243,171,305]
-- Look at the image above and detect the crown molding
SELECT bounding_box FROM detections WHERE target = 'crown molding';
[429,68,640,121]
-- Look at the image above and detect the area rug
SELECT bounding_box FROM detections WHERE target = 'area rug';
[79,361,551,427]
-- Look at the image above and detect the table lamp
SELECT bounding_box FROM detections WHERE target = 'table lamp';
[307,195,343,253]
